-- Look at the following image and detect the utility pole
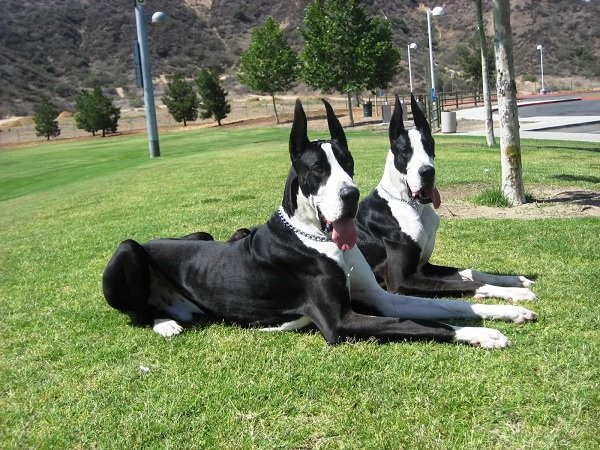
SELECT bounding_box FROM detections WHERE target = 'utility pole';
[134,0,160,158]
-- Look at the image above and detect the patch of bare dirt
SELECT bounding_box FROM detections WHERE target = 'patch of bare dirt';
[436,185,600,219]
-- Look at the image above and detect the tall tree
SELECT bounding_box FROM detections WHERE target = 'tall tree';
[74,87,120,137]
[457,33,495,90]
[33,97,61,141]
[195,69,231,127]
[239,17,299,124]
[474,0,496,147]
[162,74,199,127]
[492,0,525,204]
[301,0,400,126]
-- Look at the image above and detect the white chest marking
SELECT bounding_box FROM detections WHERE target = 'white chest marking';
[377,186,427,249]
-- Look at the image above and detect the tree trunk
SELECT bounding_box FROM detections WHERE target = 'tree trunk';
[271,94,280,124]
[183,118,187,127]
[492,0,525,205]
[217,119,222,126]
[346,92,355,127]
[474,0,496,147]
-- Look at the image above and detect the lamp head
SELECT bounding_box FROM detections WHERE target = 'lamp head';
[151,11,167,23]
[536,44,543,50]
[409,42,418,50]
[431,6,445,16]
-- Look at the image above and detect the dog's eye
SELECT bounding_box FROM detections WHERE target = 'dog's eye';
[312,163,325,174]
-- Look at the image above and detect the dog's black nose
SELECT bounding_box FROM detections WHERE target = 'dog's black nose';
[418,165,436,186]
[340,186,360,217]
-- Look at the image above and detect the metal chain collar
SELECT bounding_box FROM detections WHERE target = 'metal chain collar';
[377,183,418,209]
[277,207,332,243]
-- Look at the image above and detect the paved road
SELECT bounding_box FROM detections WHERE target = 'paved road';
[455,95,600,142]
[517,98,600,118]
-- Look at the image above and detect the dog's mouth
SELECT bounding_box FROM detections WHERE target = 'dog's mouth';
[410,186,441,209]
[318,207,357,252]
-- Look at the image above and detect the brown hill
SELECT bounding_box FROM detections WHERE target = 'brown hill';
[1,0,598,117]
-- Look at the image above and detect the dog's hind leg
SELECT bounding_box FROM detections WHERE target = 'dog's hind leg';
[103,239,157,326]
[454,268,535,288]
[228,228,252,242]
[421,263,536,301]
[345,246,537,323]
[103,240,188,336]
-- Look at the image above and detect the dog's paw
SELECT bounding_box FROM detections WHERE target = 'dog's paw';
[472,304,537,323]
[508,287,537,302]
[474,285,536,302]
[152,319,183,337]
[518,276,535,288]
[507,305,537,323]
[453,327,511,349]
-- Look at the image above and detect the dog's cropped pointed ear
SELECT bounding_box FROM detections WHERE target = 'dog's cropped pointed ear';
[290,99,310,163]
[322,99,348,151]
[411,93,431,134]
[389,95,405,144]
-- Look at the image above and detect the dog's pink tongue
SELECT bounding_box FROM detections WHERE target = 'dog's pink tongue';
[431,187,441,209]
[332,218,357,251]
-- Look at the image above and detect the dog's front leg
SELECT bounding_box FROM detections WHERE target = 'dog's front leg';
[342,247,510,349]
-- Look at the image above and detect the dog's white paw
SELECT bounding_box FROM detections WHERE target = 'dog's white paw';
[472,304,537,323]
[508,287,537,302]
[152,319,183,337]
[453,327,511,349]
[474,285,536,301]
[518,276,535,288]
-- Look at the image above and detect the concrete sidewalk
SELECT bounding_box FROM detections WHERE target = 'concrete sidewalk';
[452,98,600,143]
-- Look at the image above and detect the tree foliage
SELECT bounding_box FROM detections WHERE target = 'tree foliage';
[162,74,199,127]
[239,17,299,123]
[457,33,496,90]
[74,87,120,137]
[33,97,61,141]
[301,0,401,125]
[195,69,231,126]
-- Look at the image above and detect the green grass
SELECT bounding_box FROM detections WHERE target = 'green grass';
[471,187,511,207]
[1,129,599,449]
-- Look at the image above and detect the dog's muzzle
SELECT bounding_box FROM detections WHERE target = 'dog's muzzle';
[316,186,359,251]
[339,186,359,220]
[412,166,440,208]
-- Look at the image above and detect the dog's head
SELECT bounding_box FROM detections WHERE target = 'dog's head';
[388,94,440,207]
[284,99,359,251]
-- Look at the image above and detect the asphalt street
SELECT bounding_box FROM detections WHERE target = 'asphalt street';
[455,95,600,142]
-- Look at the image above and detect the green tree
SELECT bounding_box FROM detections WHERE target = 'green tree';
[457,33,496,90]
[33,97,61,141]
[301,0,401,126]
[74,87,120,137]
[239,17,299,124]
[195,69,231,126]
[162,74,199,127]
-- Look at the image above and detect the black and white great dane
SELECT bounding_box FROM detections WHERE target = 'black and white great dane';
[102,99,536,348]
[356,94,536,301]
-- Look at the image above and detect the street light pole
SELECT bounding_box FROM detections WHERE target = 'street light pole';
[134,0,160,158]
[408,42,417,93]
[427,6,444,126]
[536,44,546,95]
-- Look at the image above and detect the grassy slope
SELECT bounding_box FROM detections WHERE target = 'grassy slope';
[1,129,599,449]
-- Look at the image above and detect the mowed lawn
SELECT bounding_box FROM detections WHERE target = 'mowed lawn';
[1,125,599,449]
